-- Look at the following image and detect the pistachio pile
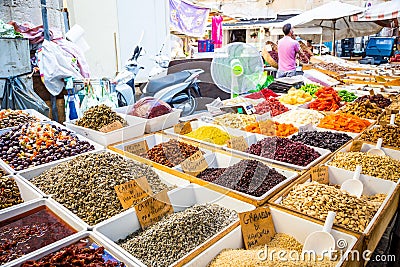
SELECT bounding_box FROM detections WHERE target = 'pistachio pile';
[31,152,169,225]
[76,104,127,131]
[339,100,382,120]
[209,233,338,267]
[327,152,400,182]
[118,204,237,266]
[281,182,383,232]
[379,112,400,126]
[214,113,257,129]
[0,177,23,210]
[360,125,400,148]
[0,109,40,129]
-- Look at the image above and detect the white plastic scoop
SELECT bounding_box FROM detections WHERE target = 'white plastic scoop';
[303,211,336,257]
[389,114,397,126]
[367,138,385,156]
[341,165,363,198]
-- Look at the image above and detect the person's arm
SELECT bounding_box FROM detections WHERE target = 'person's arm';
[294,41,300,54]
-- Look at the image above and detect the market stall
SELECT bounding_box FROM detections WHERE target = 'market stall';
[2,40,400,267]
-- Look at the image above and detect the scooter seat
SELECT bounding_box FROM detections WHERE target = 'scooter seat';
[146,71,191,94]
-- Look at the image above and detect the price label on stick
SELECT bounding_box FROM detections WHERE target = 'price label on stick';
[114,177,153,209]
[239,206,276,250]
[310,166,329,184]
[349,140,363,152]
[135,189,174,230]
[256,112,271,122]
[299,123,314,133]
[125,140,149,156]
[174,121,192,135]
[258,120,272,135]
[99,121,124,133]
[181,151,208,176]
[227,136,248,152]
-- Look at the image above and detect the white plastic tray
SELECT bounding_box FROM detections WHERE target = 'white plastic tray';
[164,120,256,149]
[64,113,147,146]
[223,135,331,171]
[1,199,86,267]
[10,231,140,267]
[17,149,190,229]
[273,166,398,234]
[186,206,359,267]
[0,175,43,216]
[93,184,255,267]
[174,152,299,202]
[0,122,104,174]
[113,133,214,166]
[114,105,182,133]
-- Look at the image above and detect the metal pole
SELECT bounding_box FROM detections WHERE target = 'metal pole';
[332,19,336,57]
[41,0,59,122]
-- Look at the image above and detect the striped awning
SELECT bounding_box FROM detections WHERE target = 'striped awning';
[352,1,400,22]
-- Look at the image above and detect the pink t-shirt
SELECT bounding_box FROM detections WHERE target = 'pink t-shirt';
[278,36,300,72]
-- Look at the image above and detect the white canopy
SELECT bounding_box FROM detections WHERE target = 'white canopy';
[352,1,400,22]
[274,1,382,42]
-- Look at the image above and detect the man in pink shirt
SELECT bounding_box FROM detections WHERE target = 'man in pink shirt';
[277,24,300,78]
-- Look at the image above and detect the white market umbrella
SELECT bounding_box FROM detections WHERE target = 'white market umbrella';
[353,1,400,22]
[277,1,382,55]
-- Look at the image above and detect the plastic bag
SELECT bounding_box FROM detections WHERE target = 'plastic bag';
[1,77,50,116]
[129,97,172,119]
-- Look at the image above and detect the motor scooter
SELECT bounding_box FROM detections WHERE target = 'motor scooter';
[114,39,203,116]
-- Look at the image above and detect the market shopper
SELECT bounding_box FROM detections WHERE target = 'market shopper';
[277,23,300,78]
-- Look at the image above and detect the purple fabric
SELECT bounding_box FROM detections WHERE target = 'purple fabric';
[170,0,210,37]
[278,36,300,72]
[52,39,90,78]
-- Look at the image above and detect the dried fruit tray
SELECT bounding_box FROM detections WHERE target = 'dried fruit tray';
[222,134,331,171]
[93,184,255,267]
[339,142,400,160]
[111,133,215,171]
[0,199,86,267]
[163,120,258,149]
[0,121,104,174]
[0,175,43,216]
[17,149,190,229]
[64,113,147,146]
[189,206,361,267]
[10,231,139,267]
[114,106,182,133]
[173,152,298,206]
[0,109,51,135]
[269,166,399,253]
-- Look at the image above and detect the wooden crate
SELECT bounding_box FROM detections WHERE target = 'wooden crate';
[268,170,399,254]
[108,133,304,207]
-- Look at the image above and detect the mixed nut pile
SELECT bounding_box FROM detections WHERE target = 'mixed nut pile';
[339,100,382,120]
[31,152,169,225]
[76,104,127,131]
[281,181,384,232]
[214,113,257,129]
[327,152,400,182]
[360,125,400,148]
[118,204,237,266]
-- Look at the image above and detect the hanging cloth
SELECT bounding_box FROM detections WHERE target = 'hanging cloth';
[212,15,223,48]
